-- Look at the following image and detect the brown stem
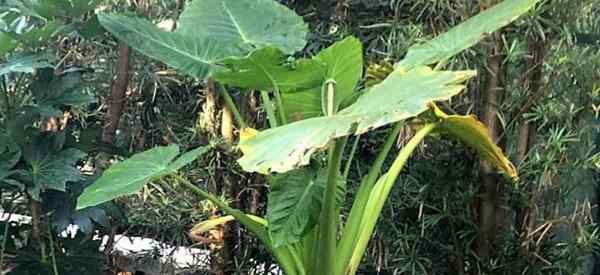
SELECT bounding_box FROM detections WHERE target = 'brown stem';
[477,36,505,261]
[28,197,46,262]
[102,42,131,144]
[515,38,547,265]
[449,216,465,275]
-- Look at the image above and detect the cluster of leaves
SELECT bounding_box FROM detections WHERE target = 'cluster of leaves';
[74,1,542,275]
[0,1,114,273]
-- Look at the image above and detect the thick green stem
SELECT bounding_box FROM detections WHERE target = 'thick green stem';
[346,123,437,275]
[260,91,278,128]
[317,139,346,275]
[316,80,346,274]
[336,122,403,274]
[217,83,247,129]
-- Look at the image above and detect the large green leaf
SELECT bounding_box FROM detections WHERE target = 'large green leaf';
[0,52,55,76]
[98,13,243,79]
[397,0,541,70]
[282,36,363,121]
[239,67,475,174]
[177,0,308,54]
[267,167,345,247]
[76,145,208,210]
[214,47,326,92]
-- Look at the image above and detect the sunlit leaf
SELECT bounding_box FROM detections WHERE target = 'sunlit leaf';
[397,0,541,70]
[177,0,308,54]
[77,145,209,210]
[239,67,475,174]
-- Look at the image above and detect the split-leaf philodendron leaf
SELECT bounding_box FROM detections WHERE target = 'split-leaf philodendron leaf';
[239,67,476,174]
[76,145,208,210]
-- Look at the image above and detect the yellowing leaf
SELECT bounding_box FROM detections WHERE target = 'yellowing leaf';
[432,104,518,181]
[240,127,258,143]
[190,215,235,236]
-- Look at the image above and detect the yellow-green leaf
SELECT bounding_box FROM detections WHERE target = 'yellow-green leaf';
[432,104,518,180]
[238,67,476,174]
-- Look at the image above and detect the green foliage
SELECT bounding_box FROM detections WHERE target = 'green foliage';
[100,0,308,80]
[64,0,550,274]
[267,166,345,247]
[214,47,326,93]
[238,67,475,174]
[77,144,209,210]
[282,36,364,121]
[98,13,243,79]
[397,0,542,70]
[0,52,54,76]
[176,0,308,54]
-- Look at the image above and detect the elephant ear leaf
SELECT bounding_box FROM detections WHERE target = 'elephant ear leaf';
[239,67,475,174]
[177,0,308,54]
[77,145,209,210]
[397,0,542,70]
[431,103,518,180]
[98,13,243,80]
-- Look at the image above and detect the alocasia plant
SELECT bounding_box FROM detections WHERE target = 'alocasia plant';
[77,0,540,274]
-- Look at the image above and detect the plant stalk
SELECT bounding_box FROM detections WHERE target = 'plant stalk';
[217,83,247,129]
[272,87,288,125]
[317,139,346,274]
[176,175,303,275]
[316,81,346,274]
[260,91,279,128]
[336,122,403,274]
[346,123,437,275]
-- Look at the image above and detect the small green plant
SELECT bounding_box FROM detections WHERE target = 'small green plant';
[77,0,542,274]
